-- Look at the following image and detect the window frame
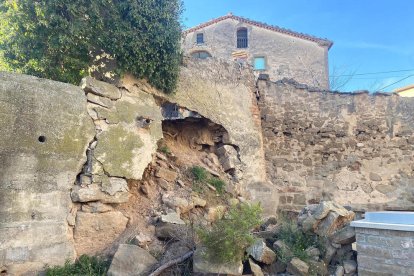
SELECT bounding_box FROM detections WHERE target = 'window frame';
[236,28,248,49]
[253,56,267,71]
[196,33,204,45]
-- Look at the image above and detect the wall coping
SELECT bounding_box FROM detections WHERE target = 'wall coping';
[351,211,414,232]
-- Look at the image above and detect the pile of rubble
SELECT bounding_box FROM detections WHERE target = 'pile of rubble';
[191,201,357,276]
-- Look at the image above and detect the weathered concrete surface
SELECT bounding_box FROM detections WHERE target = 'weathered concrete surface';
[259,79,414,211]
[0,72,95,274]
[121,58,275,215]
[74,211,128,256]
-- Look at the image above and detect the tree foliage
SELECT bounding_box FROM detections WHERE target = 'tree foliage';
[198,203,262,263]
[0,0,183,93]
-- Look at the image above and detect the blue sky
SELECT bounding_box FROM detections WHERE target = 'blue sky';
[182,0,414,92]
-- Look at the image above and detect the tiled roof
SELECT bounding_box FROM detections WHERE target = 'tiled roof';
[183,13,333,49]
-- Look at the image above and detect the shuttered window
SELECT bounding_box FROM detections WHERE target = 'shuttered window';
[237,28,248,48]
[196,33,204,44]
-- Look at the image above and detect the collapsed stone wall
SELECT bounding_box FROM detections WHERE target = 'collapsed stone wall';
[0,58,269,274]
[258,79,414,212]
[120,58,275,215]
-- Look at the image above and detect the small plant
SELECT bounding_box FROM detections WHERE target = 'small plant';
[207,177,225,194]
[274,219,325,264]
[159,145,171,155]
[198,202,263,263]
[191,166,208,182]
[45,255,109,276]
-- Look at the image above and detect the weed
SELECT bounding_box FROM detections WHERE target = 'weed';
[207,177,225,194]
[198,202,262,263]
[45,255,109,276]
[159,145,171,155]
[191,166,208,182]
[274,219,325,264]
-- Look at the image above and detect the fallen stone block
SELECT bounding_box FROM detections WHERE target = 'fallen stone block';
[286,257,309,276]
[161,212,185,225]
[331,225,356,245]
[155,167,178,182]
[155,222,189,240]
[81,76,121,100]
[107,244,157,276]
[247,239,277,265]
[249,258,264,276]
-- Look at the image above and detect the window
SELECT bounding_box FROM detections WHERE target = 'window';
[237,28,248,48]
[196,33,204,44]
[254,57,266,70]
[191,51,212,59]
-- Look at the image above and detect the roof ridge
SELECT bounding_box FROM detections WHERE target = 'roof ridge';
[183,14,333,49]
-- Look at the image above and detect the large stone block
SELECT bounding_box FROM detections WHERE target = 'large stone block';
[0,72,95,273]
[74,211,128,256]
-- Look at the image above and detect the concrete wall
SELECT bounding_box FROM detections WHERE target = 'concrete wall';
[182,18,330,88]
[355,228,414,275]
[0,73,95,274]
[258,79,414,212]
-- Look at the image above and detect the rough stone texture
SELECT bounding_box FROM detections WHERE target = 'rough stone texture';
[249,258,264,276]
[286,257,309,276]
[182,17,330,88]
[331,225,356,245]
[88,77,163,181]
[247,239,277,264]
[0,72,95,274]
[71,184,129,204]
[258,79,414,212]
[355,227,414,276]
[74,211,128,256]
[107,244,157,276]
[193,247,243,275]
[121,58,274,215]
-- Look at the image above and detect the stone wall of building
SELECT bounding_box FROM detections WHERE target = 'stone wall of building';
[258,79,414,212]
[182,17,330,88]
[355,227,414,275]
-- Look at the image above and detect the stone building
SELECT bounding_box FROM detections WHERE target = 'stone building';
[182,13,333,88]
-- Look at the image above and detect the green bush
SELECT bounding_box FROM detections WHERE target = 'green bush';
[198,202,262,263]
[274,219,325,264]
[0,0,182,93]
[207,177,225,194]
[45,255,109,276]
[191,166,208,182]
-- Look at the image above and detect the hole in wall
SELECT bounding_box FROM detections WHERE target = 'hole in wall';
[38,136,46,143]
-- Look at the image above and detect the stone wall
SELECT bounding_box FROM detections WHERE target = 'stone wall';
[120,58,275,215]
[182,17,330,88]
[0,73,164,274]
[355,228,414,275]
[258,79,414,212]
[0,73,95,274]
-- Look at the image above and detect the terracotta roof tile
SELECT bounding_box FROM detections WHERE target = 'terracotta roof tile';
[183,14,333,49]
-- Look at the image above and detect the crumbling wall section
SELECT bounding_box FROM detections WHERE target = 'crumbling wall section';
[258,79,414,212]
[120,58,275,215]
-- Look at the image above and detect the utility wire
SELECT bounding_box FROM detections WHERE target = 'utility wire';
[331,68,414,77]
[377,74,414,91]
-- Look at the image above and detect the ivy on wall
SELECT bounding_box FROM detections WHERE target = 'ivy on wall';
[0,0,183,93]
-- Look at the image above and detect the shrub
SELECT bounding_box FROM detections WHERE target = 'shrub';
[198,202,262,263]
[45,255,109,276]
[191,166,208,182]
[274,219,325,264]
[207,177,225,194]
[159,145,171,155]
[0,0,183,93]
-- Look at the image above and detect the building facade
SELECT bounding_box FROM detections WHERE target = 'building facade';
[182,13,333,89]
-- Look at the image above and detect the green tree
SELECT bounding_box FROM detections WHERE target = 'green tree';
[0,0,182,93]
